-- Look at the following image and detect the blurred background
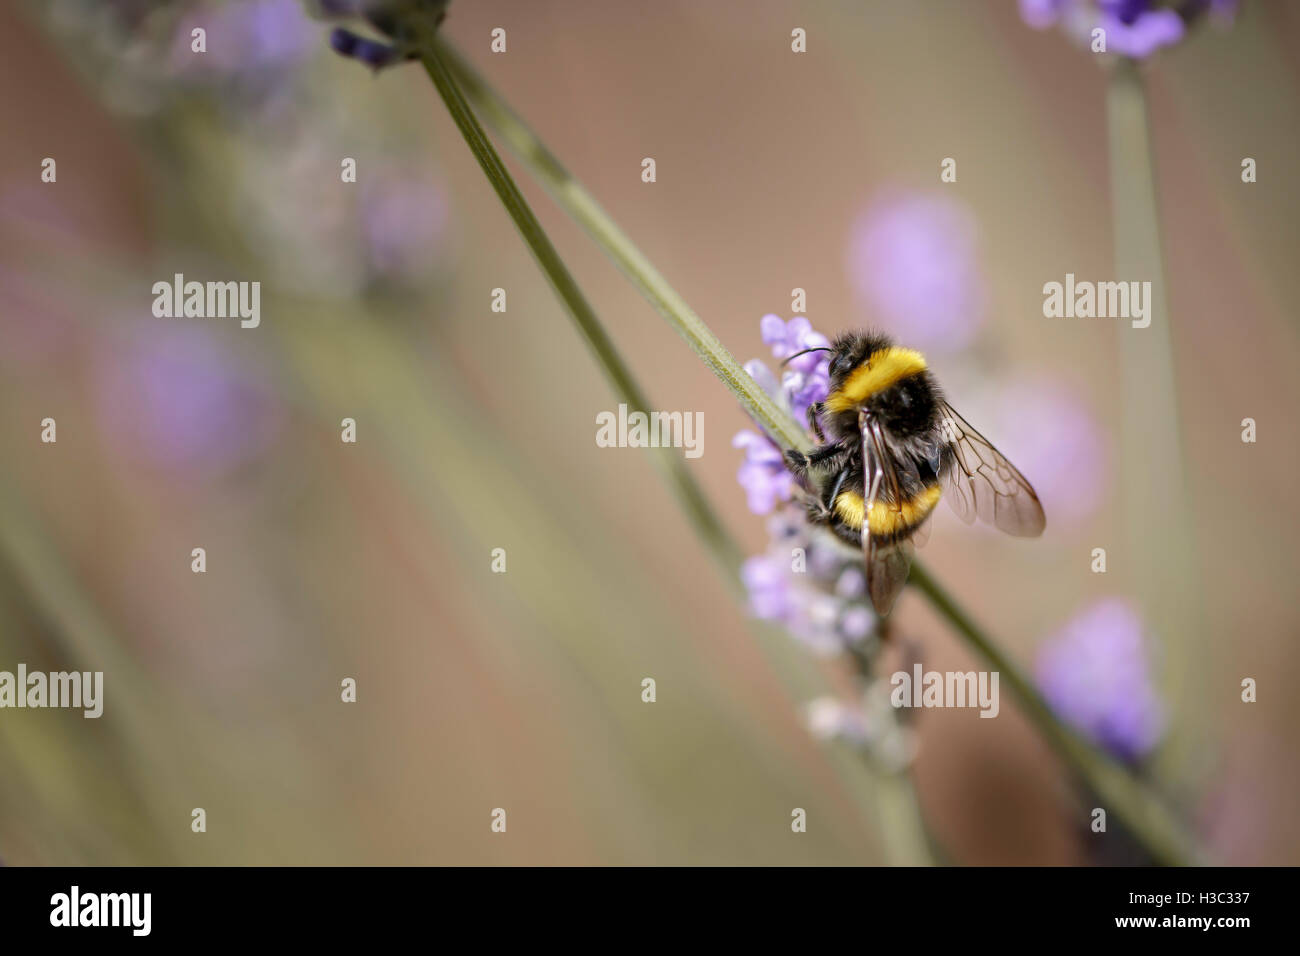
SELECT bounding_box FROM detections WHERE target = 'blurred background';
[0,0,1296,865]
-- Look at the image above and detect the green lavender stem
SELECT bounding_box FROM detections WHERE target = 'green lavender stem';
[1105,58,1206,781]
[419,46,933,865]
[420,49,741,579]
[431,38,1201,865]
[435,39,809,456]
[910,565,1197,865]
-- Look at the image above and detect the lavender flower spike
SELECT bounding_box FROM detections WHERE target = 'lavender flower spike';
[732,430,793,515]
[1036,598,1165,763]
[323,1,451,71]
[1018,0,1230,59]
[330,28,406,70]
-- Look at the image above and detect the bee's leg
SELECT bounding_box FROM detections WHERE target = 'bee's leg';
[805,467,841,521]
[786,441,846,476]
[809,442,847,465]
[803,494,831,526]
[807,402,827,443]
[784,449,810,475]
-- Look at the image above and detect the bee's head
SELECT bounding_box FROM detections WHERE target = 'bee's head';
[826,331,894,385]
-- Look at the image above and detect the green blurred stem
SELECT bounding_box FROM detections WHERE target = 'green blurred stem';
[910,565,1197,865]
[434,39,808,456]
[1105,58,1204,782]
[420,45,934,865]
[420,49,740,579]
[431,39,1201,865]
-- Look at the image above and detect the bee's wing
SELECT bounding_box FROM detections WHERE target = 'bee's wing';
[860,411,915,616]
[936,401,1046,537]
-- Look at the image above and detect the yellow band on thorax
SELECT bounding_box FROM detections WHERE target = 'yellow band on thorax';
[825,347,928,413]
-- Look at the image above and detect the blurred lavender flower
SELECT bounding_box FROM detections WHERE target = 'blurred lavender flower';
[95,326,284,475]
[760,314,830,423]
[169,0,314,78]
[846,191,987,354]
[360,172,451,285]
[47,0,318,117]
[732,314,832,515]
[734,314,875,654]
[741,509,877,657]
[1019,1,1238,57]
[231,143,452,297]
[806,697,870,745]
[330,27,407,70]
[321,0,450,71]
[989,380,1108,528]
[732,431,793,515]
[806,685,914,770]
[1036,598,1165,763]
[751,314,831,424]
[1020,0,1074,28]
[1097,3,1185,57]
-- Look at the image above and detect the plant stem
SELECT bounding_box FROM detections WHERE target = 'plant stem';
[1105,58,1206,781]
[433,38,1201,865]
[420,45,936,864]
[909,564,1197,864]
[435,39,809,456]
[421,48,741,579]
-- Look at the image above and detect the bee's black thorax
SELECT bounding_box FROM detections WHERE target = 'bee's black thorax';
[819,330,942,446]
[823,371,941,443]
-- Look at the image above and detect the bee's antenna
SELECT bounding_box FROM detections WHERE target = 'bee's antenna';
[780,347,832,368]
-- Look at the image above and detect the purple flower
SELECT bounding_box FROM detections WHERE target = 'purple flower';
[360,173,450,282]
[750,314,831,425]
[741,553,792,621]
[1019,0,1074,29]
[1100,7,1185,57]
[1036,599,1165,762]
[733,430,793,515]
[846,191,987,354]
[323,0,451,71]
[735,314,880,657]
[95,326,284,475]
[732,315,837,514]
[760,314,827,371]
[1019,0,1212,58]
[170,0,315,77]
[989,380,1108,528]
[740,508,880,656]
[330,27,407,70]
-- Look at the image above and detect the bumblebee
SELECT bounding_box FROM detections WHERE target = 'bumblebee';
[784,332,1045,616]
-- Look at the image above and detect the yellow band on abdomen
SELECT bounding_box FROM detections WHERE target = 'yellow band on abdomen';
[834,484,942,537]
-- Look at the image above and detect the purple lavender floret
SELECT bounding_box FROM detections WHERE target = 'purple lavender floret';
[330,27,405,69]
[733,430,794,516]
[1100,6,1185,57]
[846,192,987,354]
[322,0,451,70]
[1018,0,1232,58]
[733,315,877,655]
[756,314,831,424]
[1036,599,1166,763]
[731,314,832,516]
[95,327,284,475]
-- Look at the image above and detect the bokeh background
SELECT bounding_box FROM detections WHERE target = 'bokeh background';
[1,0,1296,865]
